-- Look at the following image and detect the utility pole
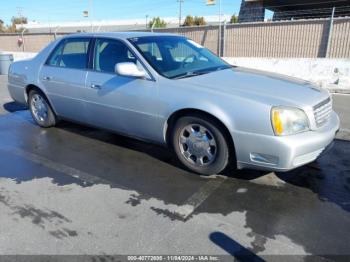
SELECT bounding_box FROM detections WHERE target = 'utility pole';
[16,6,24,28]
[89,0,93,32]
[146,15,149,29]
[16,6,24,19]
[178,0,184,27]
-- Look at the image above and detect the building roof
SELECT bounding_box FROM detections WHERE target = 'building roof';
[18,15,232,33]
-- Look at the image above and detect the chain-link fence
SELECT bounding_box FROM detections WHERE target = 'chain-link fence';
[149,15,350,58]
[0,7,350,58]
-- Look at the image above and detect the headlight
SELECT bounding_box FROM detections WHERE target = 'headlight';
[271,107,309,136]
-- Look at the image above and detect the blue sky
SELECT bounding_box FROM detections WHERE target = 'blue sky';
[0,0,244,24]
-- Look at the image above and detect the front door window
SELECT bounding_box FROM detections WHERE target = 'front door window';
[94,39,137,73]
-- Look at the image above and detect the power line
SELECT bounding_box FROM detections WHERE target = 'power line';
[16,6,24,18]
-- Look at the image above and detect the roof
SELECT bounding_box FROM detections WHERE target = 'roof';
[65,31,179,39]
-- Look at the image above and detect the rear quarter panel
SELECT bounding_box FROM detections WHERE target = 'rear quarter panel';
[8,40,59,104]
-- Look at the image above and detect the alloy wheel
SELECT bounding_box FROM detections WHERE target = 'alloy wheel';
[178,124,217,166]
[30,94,49,123]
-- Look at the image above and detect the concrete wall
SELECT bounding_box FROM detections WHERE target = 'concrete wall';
[224,57,350,92]
[0,33,66,53]
[3,51,37,61]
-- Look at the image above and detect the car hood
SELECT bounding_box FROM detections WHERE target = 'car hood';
[180,67,330,108]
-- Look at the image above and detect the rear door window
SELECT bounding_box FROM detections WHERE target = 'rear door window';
[47,38,90,70]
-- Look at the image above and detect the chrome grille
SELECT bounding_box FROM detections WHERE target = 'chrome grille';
[313,97,332,127]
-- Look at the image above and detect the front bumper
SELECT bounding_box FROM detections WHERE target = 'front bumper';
[234,111,340,172]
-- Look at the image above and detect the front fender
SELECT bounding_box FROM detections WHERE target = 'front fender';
[158,79,274,144]
[162,102,235,143]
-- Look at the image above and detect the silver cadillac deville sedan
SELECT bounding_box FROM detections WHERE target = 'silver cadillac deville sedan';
[8,32,339,175]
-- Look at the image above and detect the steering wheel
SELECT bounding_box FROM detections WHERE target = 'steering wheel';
[181,54,198,68]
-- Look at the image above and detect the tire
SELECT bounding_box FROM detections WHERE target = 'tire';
[172,114,230,175]
[28,89,57,128]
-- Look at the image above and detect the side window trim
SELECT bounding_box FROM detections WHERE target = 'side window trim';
[45,38,66,66]
[45,37,92,70]
[87,38,96,70]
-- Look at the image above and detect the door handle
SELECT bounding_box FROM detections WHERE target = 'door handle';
[90,84,101,90]
[42,76,52,81]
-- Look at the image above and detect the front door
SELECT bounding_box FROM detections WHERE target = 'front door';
[84,38,161,141]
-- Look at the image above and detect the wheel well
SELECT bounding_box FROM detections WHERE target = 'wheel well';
[26,84,42,94]
[166,109,236,160]
[25,84,42,102]
[25,84,57,116]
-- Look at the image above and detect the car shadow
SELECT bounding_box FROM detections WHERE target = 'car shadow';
[3,101,27,113]
[55,119,188,171]
[56,119,273,179]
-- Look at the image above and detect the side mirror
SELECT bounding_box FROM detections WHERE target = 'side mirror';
[115,62,146,78]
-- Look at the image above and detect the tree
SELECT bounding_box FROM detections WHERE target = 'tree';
[0,19,5,33]
[3,16,28,33]
[0,16,28,33]
[230,14,239,24]
[183,15,195,26]
[148,17,167,28]
[194,16,206,26]
[183,15,206,26]
[11,16,28,25]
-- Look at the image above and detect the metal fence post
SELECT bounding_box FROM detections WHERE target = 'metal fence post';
[151,20,156,33]
[326,7,336,58]
[217,25,221,56]
[218,0,222,56]
[21,28,27,52]
[222,20,227,57]
[54,26,60,40]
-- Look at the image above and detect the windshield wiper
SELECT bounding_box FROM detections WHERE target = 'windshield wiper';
[171,71,208,79]
[217,65,234,70]
[171,65,234,80]
[203,65,233,73]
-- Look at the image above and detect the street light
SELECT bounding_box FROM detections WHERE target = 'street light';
[83,0,93,32]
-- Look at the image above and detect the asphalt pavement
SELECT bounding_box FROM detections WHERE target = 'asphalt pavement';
[0,75,350,261]
[0,75,11,115]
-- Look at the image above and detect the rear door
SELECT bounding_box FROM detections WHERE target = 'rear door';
[39,38,91,122]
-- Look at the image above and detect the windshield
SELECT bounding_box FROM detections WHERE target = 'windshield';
[128,36,232,79]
